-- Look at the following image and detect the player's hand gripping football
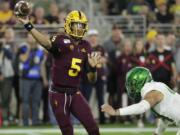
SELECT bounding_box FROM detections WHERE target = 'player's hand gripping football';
[14,1,32,24]
[101,104,118,116]
[16,16,30,25]
[88,52,101,68]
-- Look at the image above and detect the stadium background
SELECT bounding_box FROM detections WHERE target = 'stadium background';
[0,0,180,134]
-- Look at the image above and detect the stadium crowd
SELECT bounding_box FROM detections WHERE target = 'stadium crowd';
[0,0,179,127]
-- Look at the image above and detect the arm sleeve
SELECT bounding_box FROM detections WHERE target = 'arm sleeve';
[119,100,151,116]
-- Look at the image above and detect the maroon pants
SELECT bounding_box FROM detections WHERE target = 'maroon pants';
[49,91,100,135]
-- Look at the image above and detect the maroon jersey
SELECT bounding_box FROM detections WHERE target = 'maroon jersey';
[132,53,148,67]
[48,34,91,88]
[147,50,174,85]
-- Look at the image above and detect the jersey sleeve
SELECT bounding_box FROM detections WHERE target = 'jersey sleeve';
[141,82,167,98]
[47,35,61,55]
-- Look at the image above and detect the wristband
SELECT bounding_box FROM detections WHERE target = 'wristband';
[24,22,34,32]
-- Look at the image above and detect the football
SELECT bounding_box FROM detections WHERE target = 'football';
[14,1,32,17]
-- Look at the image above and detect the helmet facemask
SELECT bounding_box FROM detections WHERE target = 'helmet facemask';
[126,78,146,101]
[70,22,87,38]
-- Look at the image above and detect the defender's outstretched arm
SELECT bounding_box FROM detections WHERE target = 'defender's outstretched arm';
[101,90,164,116]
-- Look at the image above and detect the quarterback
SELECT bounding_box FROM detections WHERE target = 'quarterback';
[102,67,180,135]
[16,8,101,135]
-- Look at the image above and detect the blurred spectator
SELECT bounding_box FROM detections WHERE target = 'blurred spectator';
[165,32,176,51]
[45,3,59,24]
[0,1,15,37]
[147,0,156,10]
[19,34,44,126]
[132,40,146,128]
[127,0,151,15]
[13,47,21,121]
[4,28,15,50]
[155,0,174,23]
[100,0,128,15]
[148,33,177,88]
[58,11,66,25]
[81,29,107,124]
[145,29,158,52]
[0,37,14,126]
[31,0,55,13]
[103,24,123,123]
[116,39,134,123]
[132,39,148,67]
[175,38,180,94]
[0,1,13,24]
[3,28,21,120]
[170,0,180,24]
[125,0,156,24]
[31,7,49,25]
[41,51,49,124]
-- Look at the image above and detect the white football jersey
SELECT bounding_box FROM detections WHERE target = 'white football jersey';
[141,81,180,126]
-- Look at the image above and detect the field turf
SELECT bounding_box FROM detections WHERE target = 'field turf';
[0,126,177,135]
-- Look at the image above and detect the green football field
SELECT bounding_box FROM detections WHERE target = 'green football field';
[0,126,177,135]
[0,133,175,135]
[0,132,176,135]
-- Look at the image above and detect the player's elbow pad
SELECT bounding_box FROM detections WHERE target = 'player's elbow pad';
[119,100,151,116]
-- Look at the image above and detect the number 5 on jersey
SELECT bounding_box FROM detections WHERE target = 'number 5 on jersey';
[68,58,82,77]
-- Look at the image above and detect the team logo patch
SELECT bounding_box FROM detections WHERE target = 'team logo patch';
[64,39,71,44]
[69,45,74,51]
[81,48,86,53]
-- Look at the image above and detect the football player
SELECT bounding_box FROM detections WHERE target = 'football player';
[102,67,180,135]
[16,10,101,135]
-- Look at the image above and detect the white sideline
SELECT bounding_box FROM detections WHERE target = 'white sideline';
[0,128,178,134]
